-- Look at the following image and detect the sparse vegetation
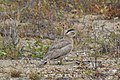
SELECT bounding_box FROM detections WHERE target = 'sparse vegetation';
[10,69,22,78]
[0,0,120,80]
[28,71,41,80]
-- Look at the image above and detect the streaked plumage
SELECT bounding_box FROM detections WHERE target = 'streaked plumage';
[40,28,76,65]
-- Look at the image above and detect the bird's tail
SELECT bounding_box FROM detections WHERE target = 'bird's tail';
[38,59,47,67]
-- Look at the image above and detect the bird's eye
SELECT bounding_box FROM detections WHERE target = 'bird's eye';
[71,32,75,35]
[66,31,76,37]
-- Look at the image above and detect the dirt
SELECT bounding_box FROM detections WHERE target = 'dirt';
[0,15,120,80]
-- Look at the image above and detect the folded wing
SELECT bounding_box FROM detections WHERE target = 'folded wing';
[44,39,72,60]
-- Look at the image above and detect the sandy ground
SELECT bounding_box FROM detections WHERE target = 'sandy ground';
[0,15,120,80]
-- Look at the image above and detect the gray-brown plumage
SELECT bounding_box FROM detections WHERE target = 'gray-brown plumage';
[40,28,76,65]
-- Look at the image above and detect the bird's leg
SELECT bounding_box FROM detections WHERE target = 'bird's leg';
[58,58,63,65]
[60,58,63,65]
[47,59,51,65]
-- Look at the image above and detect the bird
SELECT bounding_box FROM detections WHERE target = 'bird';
[39,28,76,65]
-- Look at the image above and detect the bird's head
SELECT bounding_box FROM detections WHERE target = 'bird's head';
[65,28,76,38]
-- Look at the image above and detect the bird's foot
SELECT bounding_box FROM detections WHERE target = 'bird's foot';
[57,60,63,65]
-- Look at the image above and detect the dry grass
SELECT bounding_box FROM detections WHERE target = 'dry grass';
[10,69,22,78]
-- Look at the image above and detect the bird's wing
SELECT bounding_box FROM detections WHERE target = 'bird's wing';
[44,39,70,57]
[44,43,72,60]
[48,39,71,51]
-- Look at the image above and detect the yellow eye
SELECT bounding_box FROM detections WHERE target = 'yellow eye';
[65,28,76,37]
[66,31,76,37]
[71,32,75,35]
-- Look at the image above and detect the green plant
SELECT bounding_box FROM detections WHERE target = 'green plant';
[25,40,51,59]
[0,50,7,57]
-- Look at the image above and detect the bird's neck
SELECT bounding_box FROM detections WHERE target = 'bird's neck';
[64,36,74,52]
[70,37,74,51]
